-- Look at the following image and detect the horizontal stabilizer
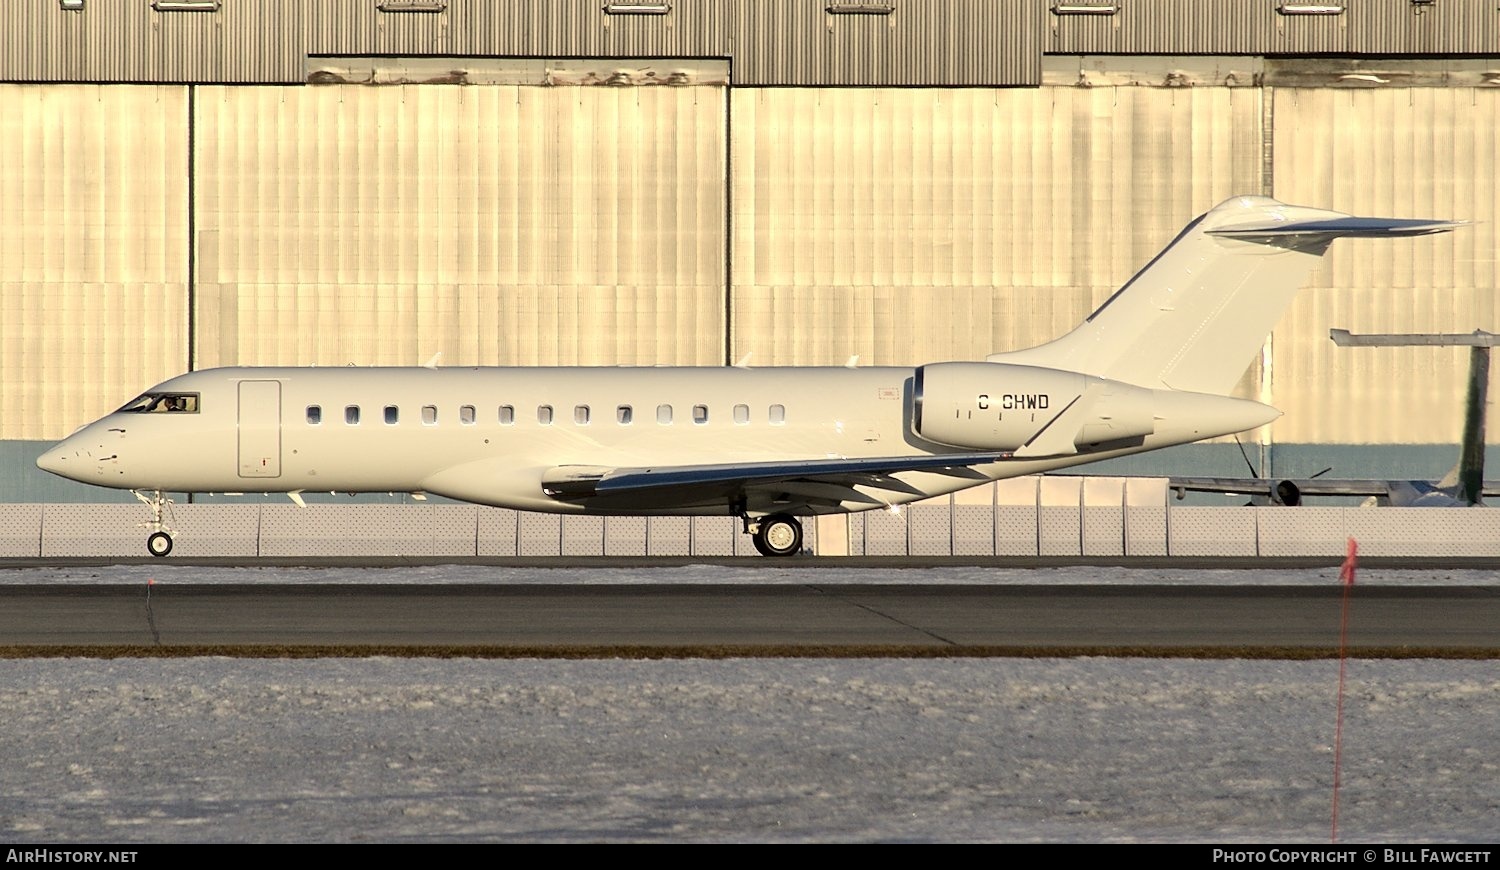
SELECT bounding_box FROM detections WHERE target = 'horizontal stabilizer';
[1208,216,1467,239]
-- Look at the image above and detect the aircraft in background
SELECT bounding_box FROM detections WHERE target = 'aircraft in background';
[1170,328,1499,507]
[36,196,1462,556]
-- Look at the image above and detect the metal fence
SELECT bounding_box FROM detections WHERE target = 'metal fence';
[10,477,1500,559]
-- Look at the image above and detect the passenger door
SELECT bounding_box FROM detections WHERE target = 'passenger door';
[237,379,281,478]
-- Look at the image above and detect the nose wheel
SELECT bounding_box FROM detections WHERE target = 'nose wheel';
[750,513,803,557]
[132,489,178,557]
[147,531,174,558]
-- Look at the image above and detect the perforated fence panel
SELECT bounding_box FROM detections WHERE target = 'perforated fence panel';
[1081,507,1125,557]
[692,516,737,557]
[1125,507,1169,557]
[477,508,519,557]
[0,505,42,557]
[1346,509,1500,558]
[953,505,995,556]
[862,509,909,557]
[602,516,647,557]
[517,513,562,557]
[996,506,1039,557]
[907,501,952,557]
[561,516,606,556]
[1256,507,1347,558]
[1124,478,1170,557]
[42,505,163,558]
[1168,507,1258,557]
[646,516,692,556]
[13,498,1500,559]
[171,505,261,558]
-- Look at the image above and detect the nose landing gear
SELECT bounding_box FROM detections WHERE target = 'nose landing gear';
[132,489,177,557]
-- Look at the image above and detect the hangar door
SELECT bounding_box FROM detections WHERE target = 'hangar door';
[237,379,281,479]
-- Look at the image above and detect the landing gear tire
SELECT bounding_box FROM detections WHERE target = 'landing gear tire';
[146,531,173,558]
[752,514,803,557]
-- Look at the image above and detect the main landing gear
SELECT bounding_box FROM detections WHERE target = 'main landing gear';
[745,513,804,557]
[132,489,176,557]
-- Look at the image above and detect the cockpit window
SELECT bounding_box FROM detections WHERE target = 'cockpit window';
[118,392,200,414]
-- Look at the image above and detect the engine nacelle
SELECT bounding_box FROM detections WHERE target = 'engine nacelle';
[912,362,1157,453]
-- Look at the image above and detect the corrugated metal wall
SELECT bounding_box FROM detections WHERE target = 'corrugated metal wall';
[1047,0,1500,55]
[7,1,1500,86]
[729,86,1261,367]
[1047,0,1352,55]
[0,0,1039,87]
[1272,87,1500,446]
[11,78,1496,449]
[0,85,188,442]
[733,0,1041,86]
[194,84,726,370]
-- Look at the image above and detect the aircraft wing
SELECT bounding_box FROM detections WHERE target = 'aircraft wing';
[542,453,1004,508]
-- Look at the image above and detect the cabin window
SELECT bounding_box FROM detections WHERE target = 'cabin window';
[692,404,709,425]
[574,405,590,425]
[656,404,672,425]
[733,404,749,425]
[306,405,322,425]
[617,405,633,425]
[770,404,786,425]
[422,404,438,425]
[538,405,554,425]
[345,405,360,425]
[460,404,476,425]
[499,405,515,425]
[385,405,399,425]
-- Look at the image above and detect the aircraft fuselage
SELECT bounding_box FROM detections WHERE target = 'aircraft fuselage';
[37,364,1271,517]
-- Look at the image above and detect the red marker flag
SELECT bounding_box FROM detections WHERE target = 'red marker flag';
[1331,536,1358,842]
[1339,538,1358,586]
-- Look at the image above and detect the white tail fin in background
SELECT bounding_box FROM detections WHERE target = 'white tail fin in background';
[988,196,1464,396]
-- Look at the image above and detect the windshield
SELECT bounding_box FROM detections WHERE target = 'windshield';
[117,392,200,414]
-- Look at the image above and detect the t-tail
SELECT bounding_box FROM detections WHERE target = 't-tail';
[989,196,1465,396]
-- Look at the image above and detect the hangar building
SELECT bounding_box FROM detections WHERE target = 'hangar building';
[4,0,1498,507]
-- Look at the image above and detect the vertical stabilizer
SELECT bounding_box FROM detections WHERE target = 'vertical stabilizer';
[1452,344,1488,505]
[989,196,1464,396]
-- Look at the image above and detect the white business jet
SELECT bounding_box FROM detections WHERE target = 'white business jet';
[37,196,1462,557]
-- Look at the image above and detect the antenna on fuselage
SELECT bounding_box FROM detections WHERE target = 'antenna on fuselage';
[422,352,442,369]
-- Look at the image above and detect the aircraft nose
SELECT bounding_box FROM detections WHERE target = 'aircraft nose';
[36,439,89,482]
[36,442,71,477]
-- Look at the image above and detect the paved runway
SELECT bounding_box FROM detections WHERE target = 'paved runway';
[2,583,1497,657]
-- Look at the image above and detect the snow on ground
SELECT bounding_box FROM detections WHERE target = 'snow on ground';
[1,564,1496,843]
[1,657,1496,843]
